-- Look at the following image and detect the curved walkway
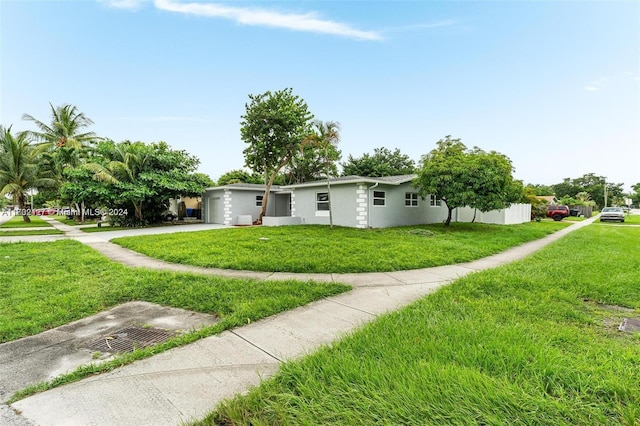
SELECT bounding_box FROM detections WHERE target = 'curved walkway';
[6,217,596,426]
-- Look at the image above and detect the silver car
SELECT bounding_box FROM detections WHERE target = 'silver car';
[600,207,625,222]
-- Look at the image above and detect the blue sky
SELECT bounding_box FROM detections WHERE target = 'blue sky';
[1,0,638,191]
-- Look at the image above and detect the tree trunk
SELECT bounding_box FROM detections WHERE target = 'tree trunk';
[471,208,477,223]
[258,156,292,223]
[18,194,31,223]
[444,205,453,226]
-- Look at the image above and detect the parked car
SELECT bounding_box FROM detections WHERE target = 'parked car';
[161,210,178,221]
[33,208,57,216]
[546,205,570,221]
[600,207,625,222]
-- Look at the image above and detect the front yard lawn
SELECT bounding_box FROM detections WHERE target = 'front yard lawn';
[2,239,348,400]
[53,215,99,226]
[0,229,63,236]
[203,224,640,425]
[0,215,52,228]
[1,240,348,344]
[113,222,569,273]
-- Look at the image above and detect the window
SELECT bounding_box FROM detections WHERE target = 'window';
[256,195,263,206]
[429,194,441,207]
[405,192,418,207]
[373,190,386,206]
[316,192,329,211]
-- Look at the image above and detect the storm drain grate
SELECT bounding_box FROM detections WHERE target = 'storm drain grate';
[85,326,177,353]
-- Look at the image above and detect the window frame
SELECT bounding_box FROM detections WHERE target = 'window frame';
[316,192,330,211]
[429,194,442,207]
[256,195,263,207]
[373,190,386,207]
[405,192,418,207]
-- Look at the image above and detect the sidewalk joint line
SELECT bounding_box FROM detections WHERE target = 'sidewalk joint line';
[229,330,283,363]
[325,297,377,316]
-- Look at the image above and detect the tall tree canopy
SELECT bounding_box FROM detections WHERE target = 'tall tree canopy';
[631,183,640,206]
[341,147,415,177]
[85,140,209,226]
[23,103,100,170]
[0,126,55,222]
[413,136,519,226]
[552,173,624,208]
[216,169,265,186]
[284,120,341,185]
[241,88,314,222]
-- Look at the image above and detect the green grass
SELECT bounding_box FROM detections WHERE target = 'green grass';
[0,215,52,228]
[54,215,98,226]
[564,216,586,222]
[202,224,640,426]
[81,225,128,232]
[112,222,569,273]
[0,240,348,343]
[0,240,349,400]
[0,229,63,236]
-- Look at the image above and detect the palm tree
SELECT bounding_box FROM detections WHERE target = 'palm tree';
[23,103,101,182]
[0,126,55,223]
[85,141,153,221]
[23,103,100,152]
[304,120,341,227]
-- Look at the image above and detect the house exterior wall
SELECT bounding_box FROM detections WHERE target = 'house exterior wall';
[291,184,359,227]
[203,189,275,225]
[367,183,449,228]
[203,182,531,227]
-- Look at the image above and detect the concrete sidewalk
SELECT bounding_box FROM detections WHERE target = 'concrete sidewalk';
[5,218,596,425]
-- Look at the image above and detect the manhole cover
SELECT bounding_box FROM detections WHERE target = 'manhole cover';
[85,326,177,353]
[619,318,640,333]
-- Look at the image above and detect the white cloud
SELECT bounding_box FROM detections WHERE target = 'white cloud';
[99,0,147,10]
[153,0,382,41]
[585,76,608,92]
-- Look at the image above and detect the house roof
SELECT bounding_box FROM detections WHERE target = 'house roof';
[281,174,417,189]
[205,183,281,192]
[537,195,557,204]
[205,175,418,192]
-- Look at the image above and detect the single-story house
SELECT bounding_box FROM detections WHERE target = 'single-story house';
[202,175,531,227]
[536,195,558,205]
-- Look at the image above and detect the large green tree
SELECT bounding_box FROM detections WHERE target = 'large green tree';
[23,103,99,151]
[552,173,624,209]
[631,183,640,206]
[241,88,314,222]
[22,103,101,211]
[466,147,521,220]
[87,140,208,226]
[0,126,55,222]
[341,147,415,177]
[216,169,265,186]
[414,136,518,226]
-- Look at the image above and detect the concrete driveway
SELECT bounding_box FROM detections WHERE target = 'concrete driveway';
[83,223,230,241]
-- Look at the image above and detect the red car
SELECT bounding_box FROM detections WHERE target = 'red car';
[546,205,570,221]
